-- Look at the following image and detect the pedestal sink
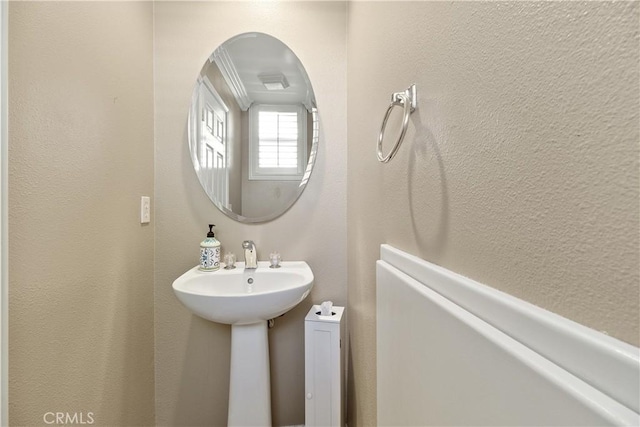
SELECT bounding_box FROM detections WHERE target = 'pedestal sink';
[172,261,314,426]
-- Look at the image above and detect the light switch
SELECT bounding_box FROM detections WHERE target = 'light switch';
[140,196,151,224]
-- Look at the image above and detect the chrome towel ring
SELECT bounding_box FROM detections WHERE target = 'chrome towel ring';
[377,84,417,163]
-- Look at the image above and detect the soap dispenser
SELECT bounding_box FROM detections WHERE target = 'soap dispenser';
[199,224,220,271]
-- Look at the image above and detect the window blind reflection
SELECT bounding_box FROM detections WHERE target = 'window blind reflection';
[258,111,298,168]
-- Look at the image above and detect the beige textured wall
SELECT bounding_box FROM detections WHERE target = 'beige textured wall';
[347,2,639,425]
[8,2,155,426]
[154,2,347,425]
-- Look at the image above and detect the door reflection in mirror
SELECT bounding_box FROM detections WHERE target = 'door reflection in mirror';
[195,77,229,208]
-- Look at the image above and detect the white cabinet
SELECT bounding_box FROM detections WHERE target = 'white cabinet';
[305,305,345,427]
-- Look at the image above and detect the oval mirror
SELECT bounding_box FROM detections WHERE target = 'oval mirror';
[188,32,318,223]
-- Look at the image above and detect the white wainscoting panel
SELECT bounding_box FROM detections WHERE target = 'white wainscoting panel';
[377,244,639,426]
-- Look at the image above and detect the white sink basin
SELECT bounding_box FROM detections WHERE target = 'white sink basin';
[172,261,314,325]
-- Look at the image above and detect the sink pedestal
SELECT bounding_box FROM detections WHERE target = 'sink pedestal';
[228,321,271,426]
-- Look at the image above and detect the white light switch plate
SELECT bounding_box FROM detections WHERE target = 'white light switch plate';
[140,196,151,224]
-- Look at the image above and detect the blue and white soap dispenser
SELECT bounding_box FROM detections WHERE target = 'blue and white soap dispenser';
[199,224,220,271]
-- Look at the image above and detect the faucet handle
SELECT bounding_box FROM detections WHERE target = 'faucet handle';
[242,240,255,249]
[224,252,236,269]
[269,251,281,269]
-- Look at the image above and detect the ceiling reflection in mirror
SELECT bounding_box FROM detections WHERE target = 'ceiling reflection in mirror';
[188,32,318,223]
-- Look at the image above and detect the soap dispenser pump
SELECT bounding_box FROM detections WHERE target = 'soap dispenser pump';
[199,224,220,271]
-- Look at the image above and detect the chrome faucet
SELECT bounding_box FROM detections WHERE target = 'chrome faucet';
[242,240,257,269]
